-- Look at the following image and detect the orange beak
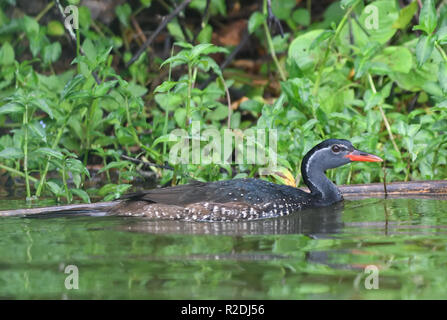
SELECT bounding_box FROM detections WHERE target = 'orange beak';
[344,150,383,162]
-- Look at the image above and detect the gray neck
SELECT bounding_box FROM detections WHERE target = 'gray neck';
[301,148,343,204]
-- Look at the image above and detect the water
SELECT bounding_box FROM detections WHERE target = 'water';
[1,197,447,299]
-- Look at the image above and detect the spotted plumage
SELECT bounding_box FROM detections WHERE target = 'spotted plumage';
[109,139,382,221]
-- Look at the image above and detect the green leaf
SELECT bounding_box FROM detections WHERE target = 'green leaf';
[115,3,132,27]
[47,20,65,36]
[155,93,183,111]
[98,161,130,173]
[30,98,54,119]
[371,46,413,74]
[66,158,90,177]
[197,56,222,76]
[154,81,177,93]
[0,147,23,159]
[35,147,63,160]
[415,35,435,66]
[0,42,14,65]
[21,15,39,35]
[364,91,382,110]
[437,26,447,42]
[0,102,24,115]
[42,42,61,64]
[392,1,418,30]
[28,122,46,142]
[340,0,358,9]
[309,30,334,50]
[414,0,437,34]
[94,80,118,96]
[190,43,227,60]
[61,74,86,99]
[439,62,447,93]
[71,188,90,203]
[197,25,212,43]
[82,39,97,64]
[248,11,265,34]
[288,29,326,71]
[46,181,63,196]
[349,1,399,47]
[174,108,186,126]
[292,9,310,26]
[167,20,185,41]
[271,0,297,20]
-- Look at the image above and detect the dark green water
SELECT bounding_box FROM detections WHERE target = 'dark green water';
[1,197,447,299]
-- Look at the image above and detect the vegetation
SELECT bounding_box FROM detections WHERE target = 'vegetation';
[0,0,446,203]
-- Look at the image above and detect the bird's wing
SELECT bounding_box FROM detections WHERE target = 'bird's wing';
[119,180,213,205]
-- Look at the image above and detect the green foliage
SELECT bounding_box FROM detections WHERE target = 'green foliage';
[0,0,446,203]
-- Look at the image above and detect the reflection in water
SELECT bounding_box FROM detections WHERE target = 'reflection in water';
[2,197,447,299]
[115,202,345,236]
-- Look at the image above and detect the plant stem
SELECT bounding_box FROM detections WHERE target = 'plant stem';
[61,164,71,203]
[23,103,31,199]
[367,74,401,156]
[35,118,67,197]
[186,63,192,126]
[313,0,359,95]
[0,163,37,182]
[435,42,447,63]
[262,9,287,82]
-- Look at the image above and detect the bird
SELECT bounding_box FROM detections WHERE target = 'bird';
[108,139,383,222]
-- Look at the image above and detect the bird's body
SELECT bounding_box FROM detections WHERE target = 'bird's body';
[110,139,382,221]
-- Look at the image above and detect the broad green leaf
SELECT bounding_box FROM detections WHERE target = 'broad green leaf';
[393,1,418,30]
[35,147,63,159]
[415,35,435,66]
[0,102,24,115]
[94,80,118,96]
[61,74,85,99]
[0,147,23,159]
[347,1,399,47]
[340,0,358,9]
[47,20,65,36]
[98,160,130,173]
[42,42,61,64]
[31,98,54,119]
[155,93,183,111]
[309,30,334,50]
[272,0,297,20]
[115,3,132,27]
[0,42,14,65]
[371,46,413,74]
[82,39,96,64]
[248,11,265,34]
[288,29,325,71]
[71,188,90,203]
[46,181,63,196]
[439,62,447,93]
[28,122,46,142]
[66,158,90,177]
[154,81,177,93]
[292,9,310,26]
[197,25,212,43]
[413,0,437,34]
[174,108,186,126]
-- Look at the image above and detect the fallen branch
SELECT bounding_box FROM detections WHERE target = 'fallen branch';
[1,180,447,217]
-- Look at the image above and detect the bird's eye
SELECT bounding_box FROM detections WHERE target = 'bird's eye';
[332,145,341,153]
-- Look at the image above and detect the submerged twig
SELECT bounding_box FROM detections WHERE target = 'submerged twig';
[121,155,174,171]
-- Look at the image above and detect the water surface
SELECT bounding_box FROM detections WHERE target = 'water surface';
[1,197,447,299]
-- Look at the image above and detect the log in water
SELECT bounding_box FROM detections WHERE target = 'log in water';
[0,180,446,217]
